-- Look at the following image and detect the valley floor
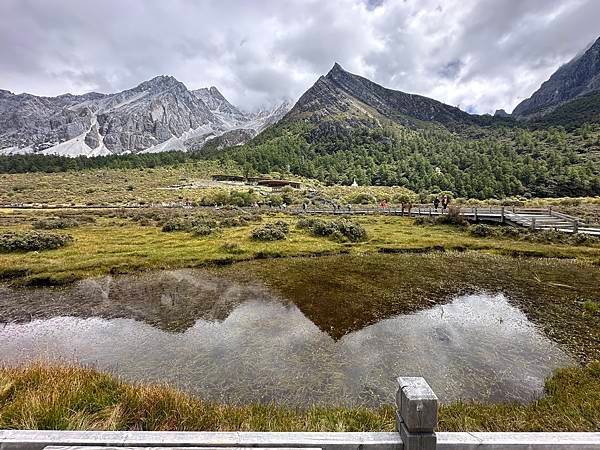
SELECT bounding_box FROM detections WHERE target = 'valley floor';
[0,208,599,431]
[1,209,599,286]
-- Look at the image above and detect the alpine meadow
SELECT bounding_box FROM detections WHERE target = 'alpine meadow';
[0,0,599,446]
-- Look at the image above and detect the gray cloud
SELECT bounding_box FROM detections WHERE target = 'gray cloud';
[0,0,598,113]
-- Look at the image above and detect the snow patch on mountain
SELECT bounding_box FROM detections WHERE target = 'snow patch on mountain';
[0,146,33,155]
[0,75,294,157]
[39,132,111,157]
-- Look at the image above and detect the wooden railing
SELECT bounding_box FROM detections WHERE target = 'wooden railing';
[2,203,598,235]
[2,377,599,450]
[291,206,600,235]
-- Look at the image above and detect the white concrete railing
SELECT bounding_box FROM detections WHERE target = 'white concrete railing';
[1,378,599,450]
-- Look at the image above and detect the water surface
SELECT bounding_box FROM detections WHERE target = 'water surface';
[0,270,574,406]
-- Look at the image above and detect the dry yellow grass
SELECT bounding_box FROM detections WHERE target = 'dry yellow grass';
[0,362,598,431]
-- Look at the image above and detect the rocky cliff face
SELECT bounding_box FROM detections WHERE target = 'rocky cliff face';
[513,37,600,119]
[286,63,483,129]
[192,86,248,126]
[0,90,106,152]
[96,76,220,154]
[0,77,293,157]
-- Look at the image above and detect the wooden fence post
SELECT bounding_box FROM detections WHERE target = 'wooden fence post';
[573,220,579,234]
[396,377,437,450]
[474,207,478,222]
[531,217,536,231]
[501,206,505,224]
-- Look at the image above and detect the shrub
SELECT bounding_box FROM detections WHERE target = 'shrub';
[435,206,468,226]
[469,224,496,237]
[332,219,368,242]
[220,217,240,227]
[497,227,527,238]
[272,220,289,233]
[191,225,214,237]
[297,218,367,242]
[348,192,377,205]
[251,222,289,241]
[530,230,568,244]
[198,189,259,207]
[242,213,263,223]
[268,195,284,207]
[32,218,79,230]
[228,190,260,207]
[583,300,599,315]
[161,219,188,232]
[392,190,418,205]
[570,233,600,246]
[0,231,73,252]
[220,217,245,227]
[297,217,320,230]
[161,216,218,233]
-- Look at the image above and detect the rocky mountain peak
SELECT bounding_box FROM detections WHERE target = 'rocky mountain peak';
[208,86,225,98]
[325,62,354,84]
[192,86,246,121]
[136,75,187,93]
[328,62,345,74]
[289,61,477,128]
[513,35,600,118]
[0,75,295,157]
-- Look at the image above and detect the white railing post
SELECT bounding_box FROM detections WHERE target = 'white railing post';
[396,377,437,450]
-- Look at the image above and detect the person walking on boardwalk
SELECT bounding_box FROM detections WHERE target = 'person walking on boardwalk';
[441,195,450,211]
[433,197,440,211]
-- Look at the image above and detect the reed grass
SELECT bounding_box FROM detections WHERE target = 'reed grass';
[1,362,598,432]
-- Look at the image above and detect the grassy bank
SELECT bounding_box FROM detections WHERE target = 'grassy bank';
[0,363,598,432]
[1,209,599,287]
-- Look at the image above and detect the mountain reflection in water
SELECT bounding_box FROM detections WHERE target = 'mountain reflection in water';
[0,270,574,406]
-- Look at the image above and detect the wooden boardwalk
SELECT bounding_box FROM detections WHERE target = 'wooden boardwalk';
[2,203,599,236]
[294,206,600,236]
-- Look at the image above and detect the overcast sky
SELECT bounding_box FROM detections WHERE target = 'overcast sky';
[1,0,599,113]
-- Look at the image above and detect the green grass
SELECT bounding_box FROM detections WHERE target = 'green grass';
[1,208,599,432]
[0,162,239,205]
[1,211,599,289]
[0,362,598,431]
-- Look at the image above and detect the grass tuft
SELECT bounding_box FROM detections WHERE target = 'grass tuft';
[0,363,598,431]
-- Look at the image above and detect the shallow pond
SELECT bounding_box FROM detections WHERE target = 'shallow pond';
[0,269,574,406]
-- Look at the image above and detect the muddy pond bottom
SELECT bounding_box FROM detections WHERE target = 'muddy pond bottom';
[0,271,574,407]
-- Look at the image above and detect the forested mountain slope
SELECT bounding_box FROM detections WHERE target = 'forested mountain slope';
[205,64,600,198]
